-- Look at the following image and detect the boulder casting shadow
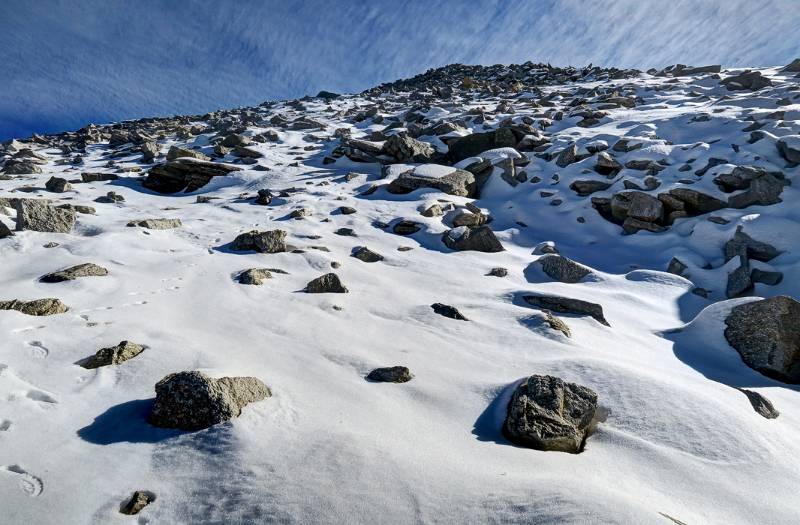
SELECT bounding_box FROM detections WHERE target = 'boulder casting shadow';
[77,398,182,444]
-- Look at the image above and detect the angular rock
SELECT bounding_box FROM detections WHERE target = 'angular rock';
[543,311,572,338]
[667,188,726,214]
[45,176,72,193]
[166,146,210,162]
[40,263,108,283]
[238,268,272,285]
[387,165,476,197]
[570,179,612,197]
[255,189,273,205]
[724,227,781,262]
[724,296,800,382]
[488,267,508,277]
[738,388,779,419]
[382,134,436,163]
[231,230,287,253]
[82,341,145,369]
[147,371,271,430]
[446,128,517,163]
[535,254,592,283]
[721,71,772,91]
[140,141,160,163]
[352,246,384,263]
[431,303,468,320]
[15,199,76,233]
[127,218,182,230]
[555,143,578,168]
[523,294,609,326]
[442,226,503,252]
[0,220,13,239]
[366,366,413,383]
[0,298,69,316]
[503,374,598,453]
[393,220,422,235]
[120,491,154,515]
[305,273,348,293]
[776,135,800,164]
[143,158,242,193]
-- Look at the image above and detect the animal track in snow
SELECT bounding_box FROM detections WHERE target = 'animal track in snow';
[25,341,49,359]
[1,465,43,497]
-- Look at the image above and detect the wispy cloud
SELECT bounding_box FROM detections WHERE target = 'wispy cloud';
[1,0,797,140]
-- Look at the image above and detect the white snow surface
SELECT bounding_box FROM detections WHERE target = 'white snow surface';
[1,65,800,525]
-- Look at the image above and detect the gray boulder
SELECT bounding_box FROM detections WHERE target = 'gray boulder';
[535,254,592,283]
[148,371,271,430]
[382,134,436,163]
[120,491,154,515]
[738,388,779,419]
[81,341,145,369]
[724,296,800,382]
[45,176,72,193]
[776,135,800,164]
[555,143,578,168]
[387,165,475,197]
[431,303,468,320]
[0,298,69,316]
[724,227,781,262]
[127,218,182,230]
[15,199,76,233]
[523,294,609,326]
[166,146,210,162]
[366,366,413,383]
[570,179,612,196]
[140,142,160,163]
[305,273,348,293]
[40,263,108,283]
[352,246,384,263]
[231,230,287,253]
[721,71,772,91]
[442,226,503,252]
[0,220,13,239]
[446,128,517,163]
[143,158,242,193]
[503,374,598,453]
[238,268,272,285]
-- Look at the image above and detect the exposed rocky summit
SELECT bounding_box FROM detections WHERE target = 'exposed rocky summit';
[148,371,271,430]
[503,374,598,453]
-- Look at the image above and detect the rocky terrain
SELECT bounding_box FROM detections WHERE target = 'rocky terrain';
[1,59,800,524]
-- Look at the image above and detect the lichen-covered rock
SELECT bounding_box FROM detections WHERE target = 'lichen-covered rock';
[387,165,475,197]
[738,388,779,419]
[0,298,69,316]
[45,176,72,193]
[351,246,384,263]
[442,226,503,252]
[40,263,108,283]
[503,374,598,453]
[15,199,76,233]
[82,341,145,369]
[231,230,287,253]
[535,254,592,283]
[127,218,182,229]
[523,294,609,326]
[120,491,154,515]
[382,134,436,163]
[724,296,800,383]
[305,273,348,293]
[366,366,413,383]
[238,268,272,285]
[148,371,271,431]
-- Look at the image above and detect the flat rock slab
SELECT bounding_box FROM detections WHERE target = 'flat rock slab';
[143,158,242,193]
[40,263,108,283]
[81,341,145,369]
[523,294,610,326]
[0,298,69,316]
[305,273,348,293]
[127,218,182,229]
[15,199,75,233]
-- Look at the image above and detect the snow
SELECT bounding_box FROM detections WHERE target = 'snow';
[1,65,800,525]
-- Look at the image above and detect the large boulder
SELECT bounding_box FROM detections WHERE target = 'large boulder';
[503,374,598,453]
[305,273,348,293]
[720,71,772,91]
[366,366,413,383]
[446,128,517,163]
[148,371,271,430]
[666,188,727,215]
[382,134,436,163]
[723,296,800,383]
[15,199,75,233]
[40,263,108,283]
[127,218,182,230]
[387,165,475,197]
[535,254,592,283]
[776,135,800,164]
[143,158,242,193]
[166,146,210,161]
[523,294,609,326]
[610,191,663,223]
[442,226,503,252]
[230,230,287,253]
[0,298,69,316]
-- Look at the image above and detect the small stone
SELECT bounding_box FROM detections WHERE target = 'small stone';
[431,303,468,320]
[338,206,357,215]
[231,230,287,253]
[255,189,273,205]
[523,294,609,326]
[488,267,508,277]
[127,218,181,230]
[535,254,592,283]
[442,226,503,252]
[366,366,413,383]
[393,220,422,235]
[352,246,384,263]
[305,273,348,293]
[544,311,571,338]
[82,341,145,369]
[120,491,154,515]
[45,176,72,193]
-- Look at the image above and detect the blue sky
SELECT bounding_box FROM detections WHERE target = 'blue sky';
[1,0,798,141]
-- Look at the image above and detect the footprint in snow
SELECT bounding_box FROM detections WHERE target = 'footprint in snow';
[0,465,43,497]
[25,341,49,359]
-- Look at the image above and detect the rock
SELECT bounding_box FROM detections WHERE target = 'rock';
[382,134,436,163]
[781,58,800,72]
[352,246,384,263]
[81,172,118,182]
[622,217,667,235]
[387,165,476,197]
[724,227,781,262]
[338,206,356,215]
[723,296,800,382]
[738,388,779,419]
[421,204,444,217]
[40,263,108,283]
[720,71,772,91]
[442,226,503,252]
[726,256,752,298]
[446,128,517,163]
[305,273,348,293]
[95,191,125,203]
[727,173,787,208]
[0,220,13,239]
[451,209,487,227]
[221,134,250,148]
[431,303,468,320]
[570,179,612,196]
[543,311,571,338]
[611,191,663,223]
[366,366,413,383]
[143,158,243,193]
[523,294,609,326]
[120,491,154,515]
[535,254,592,283]
[667,257,688,277]
[751,268,783,286]
[15,199,76,233]
[255,189,273,205]
[45,176,72,193]
[147,371,271,431]
[232,146,263,159]
[2,160,42,174]
[231,230,287,253]
[667,188,726,214]
[393,220,422,235]
[166,146,210,161]
[0,298,69,316]
[555,143,578,168]
[503,374,598,453]
[776,135,800,164]
[81,341,145,369]
[140,142,160,162]
[289,208,311,219]
[594,151,622,176]
[127,218,182,230]
[238,268,272,285]
[488,267,508,277]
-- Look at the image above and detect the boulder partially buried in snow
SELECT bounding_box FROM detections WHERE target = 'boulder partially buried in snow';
[523,294,609,326]
[143,158,242,193]
[127,218,182,230]
[81,341,145,369]
[230,230,287,253]
[776,135,800,164]
[15,199,75,233]
[382,134,436,163]
[148,371,271,431]
[387,165,476,197]
[535,254,592,283]
[724,296,800,383]
[503,374,598,453]
[442,226,503,252]
[40,263,108,283]
[0,298,69,316]
[305,273,348,293]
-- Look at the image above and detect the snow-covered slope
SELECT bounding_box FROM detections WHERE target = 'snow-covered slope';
[1,61,799,524]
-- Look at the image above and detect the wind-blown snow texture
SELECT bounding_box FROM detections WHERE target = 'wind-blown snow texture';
[2,0,800,140]
[1,61,800,524]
